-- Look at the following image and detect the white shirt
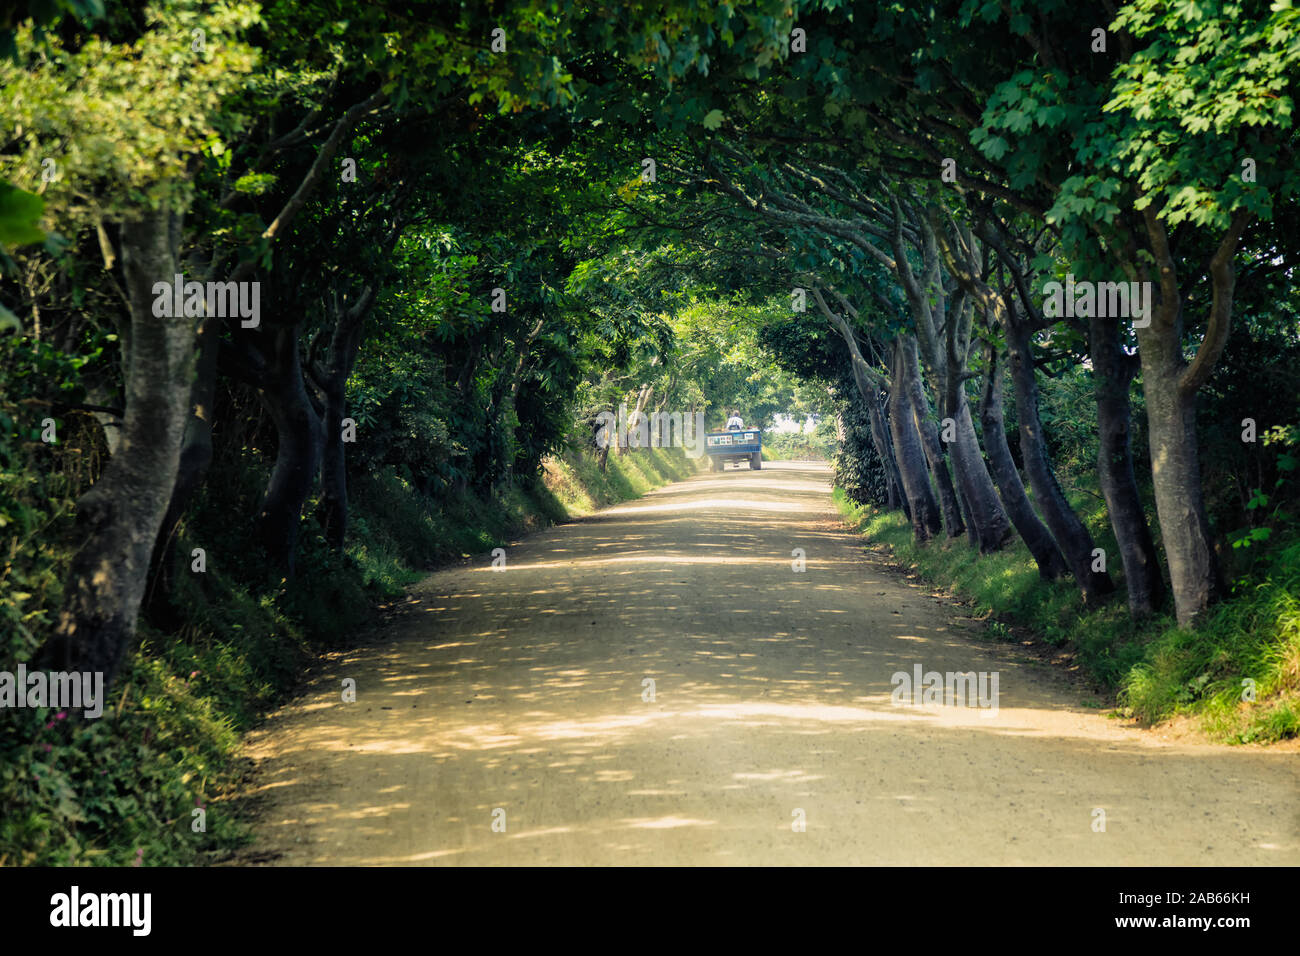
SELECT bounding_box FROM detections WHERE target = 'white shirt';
[726,416,744,430]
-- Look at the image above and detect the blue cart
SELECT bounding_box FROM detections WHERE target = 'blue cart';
[705,429,762,471]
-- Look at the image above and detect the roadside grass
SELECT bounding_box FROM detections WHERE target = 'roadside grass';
[834,490,1300,743]
[348,446,700,586]
[544,446,700,515]
[1124,538,1300,743]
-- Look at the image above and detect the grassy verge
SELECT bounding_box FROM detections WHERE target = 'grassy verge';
[834,490,1299,744]
[0,443,699,865]
[541,445,701,515]
[349,446,700,588]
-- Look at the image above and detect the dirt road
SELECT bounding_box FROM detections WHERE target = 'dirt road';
[241,461,1299,865]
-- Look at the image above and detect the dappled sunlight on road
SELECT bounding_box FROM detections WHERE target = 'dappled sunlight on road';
[599,494,831,515]
[244,462,1300,866]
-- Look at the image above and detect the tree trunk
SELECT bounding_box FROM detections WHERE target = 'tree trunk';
[823,307,906,514]
[1133,207,1248,626]
[1088,314,1165,616]
[621,383,653,453]
[946,390,1012,552]
[314,289,373,550]
[594,414,610,472]
[865,388,906,513]
[952,463,979,547]
[1003,309,1115,602]
[37,205,193,688]
[926,211,1103,592]
[902,336,963,539]
[1138,367,1215,624]
[317,376,349,550]
[146,316,221,617]
[934,297,1012,552]
[979,343,1070,580]
[889,338,942,541]
[256,325,324,575]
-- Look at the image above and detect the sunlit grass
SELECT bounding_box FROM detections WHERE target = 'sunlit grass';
[834,489,1299,743]
[544,446,701,516]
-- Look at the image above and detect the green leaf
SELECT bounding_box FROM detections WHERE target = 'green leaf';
[0,182,45,248]
[0,301,20,334]
[982,136,1010,161]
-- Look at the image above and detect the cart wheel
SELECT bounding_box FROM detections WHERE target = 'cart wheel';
[750,452,761,470]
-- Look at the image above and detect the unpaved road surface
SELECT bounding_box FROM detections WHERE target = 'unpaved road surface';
[241,462,1298,865]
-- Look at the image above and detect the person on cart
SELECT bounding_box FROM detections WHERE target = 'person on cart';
[708,412,761,471]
